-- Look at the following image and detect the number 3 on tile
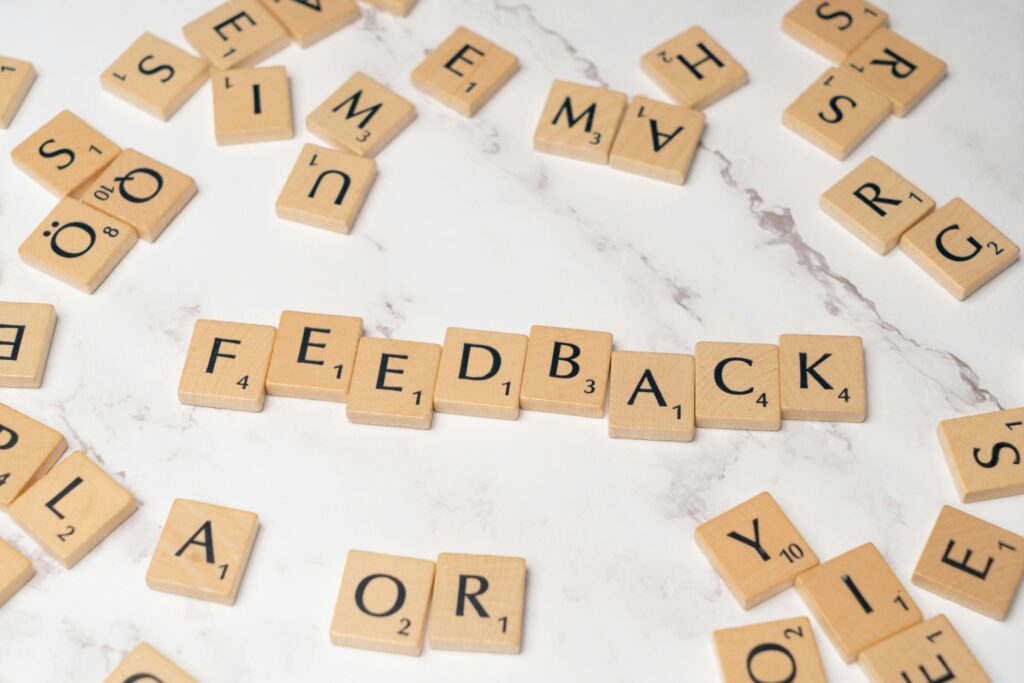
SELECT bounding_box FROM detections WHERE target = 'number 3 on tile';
[584,379,596,394]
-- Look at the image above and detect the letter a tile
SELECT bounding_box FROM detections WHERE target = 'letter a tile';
[714,617,827,683]
[607,350,695,442]
[0,302,57,388]
[347,337,442,429]
[275,143,377,234]
[103,642,198,683]
[0,403,66,507]
[178,319,276,412]
[859,614,991,683]
[533,81,626,164]
[609,96,705,184]
[938,407,1024,502]
[641,26,748,109]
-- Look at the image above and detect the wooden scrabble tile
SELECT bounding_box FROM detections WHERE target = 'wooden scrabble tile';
[842,28,946,117]
[261,0,360,48]
[434,328,528,420]
[363,0,418,17]
[81,149,197,243]
[859,614,991,683]
[783,68,891,160]
[104,642,198,683]
[9,451,137,568]
[694,341,780,431]
[0,403,66,507]
[695,492,819,609]
[795,542,921,663]
[330,550,436,655]
[532,81,627,164]
[713,617,827,683]
[275,143,377,233]
[178,320,276,412]
[519,325,613,418]
[265,311,362,402]
[19,199,138,294]
[782,0,888,63]
[100,33,209,121]
[213,66,292,144]
[146,498,259,605]
[0,56,36,129]
[412,26,519,117]
[0,302,56,388]
[183,0,288,70]
[900,198,1019,301]
[10,110,120,197]
[428,552,526,653]
[820,156,935,254]
[641,26,748,109]
[306,72,416,158]
[607,350,695,442]
[939,407,1024,503]
[346,337,441,429]
[0,539,34,609]
[913,505,1024,620]
[608,96,704,184]
[779,334,866,422]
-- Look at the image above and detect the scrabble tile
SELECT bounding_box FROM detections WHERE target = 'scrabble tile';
[641,26,748,109]
[183,0,288,70]
[695,492,819,609]
[306,72,416,158]
[607,350,695,442]
[779,334,866,422]
[265,310,363,402]
[178,320,276,412]
[261,0,360,48]
[782,0,888,63]
[81,149,198,243]
[859,614,991,683]
[347,337,442,429]
[330,550,436,655]
[519,325,613,418]
[104,642,198,683]
[100,33,209,121]
[900,198,1019,301]
[146,498,259,605]
[275,143,377,233]
[532,81,627,164]
[11,110,120,197]
[363,0,418,17]
[0,403,66,507]
[694,341,780,431]
[842,28,946,117]
[9,451,137,568]
[428,552,526,653]
[0,539,34,609]
[820,156,935,254]
[0,302,56,388]
[608,96,704,184]
[783,69,891,160]
[412,26,519,117]
[0,56,36,129]
[913,505,1024,620]
[19,199,138,294]
[212,66,293,144]
[433,328,529,420]
[795,543,921,663]
[939,407,1024,503]
[713,617,827,683]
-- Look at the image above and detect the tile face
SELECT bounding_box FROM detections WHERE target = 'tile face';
[0,403,66,507]
[795,543,922,663]
[696,492,819,609]
[0,539,34,608]
[330,550,436,655]
[275,143,377,234]
[433,328,528,420]
[532,81,627,164]
[146,499,260,605]
[939,407,1024,503]
[695,342,780,431]
[9,451,137,568]
[519,325,613,418]
[213,66,293,144]
[0,302,56,388]
[412,26,519,117]
[261,0,360,48]
[820,156,935,254]
[783,68,891,160]
[104,642,198,683]
[429,553,526,654]
[0,55,36,129]
[779,334,866,422]
[100,33,209,121]
[641,26,748,109]
[183,0,288,70]
[306,72,416,158]
[19,198,138,294]
[11,110,120,197]
[265,311,362,402]
[842,28,946,117]
[364,0,418,17]
[609,96,705,184]
[900,198,1019,301]
[782,0,888,63]
[178,320,276,412]
[714,617,827,683]
[607,350,695,442]
[859,614,991,683]
[913,505,1024,620]
[346,337,442,429]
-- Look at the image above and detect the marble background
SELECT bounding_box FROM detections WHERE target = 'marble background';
[0,0,1021,680]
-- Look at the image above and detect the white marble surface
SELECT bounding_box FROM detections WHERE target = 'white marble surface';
[1,0,1022,680]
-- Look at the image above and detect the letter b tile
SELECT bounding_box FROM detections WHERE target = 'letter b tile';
[519,325,613,418]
